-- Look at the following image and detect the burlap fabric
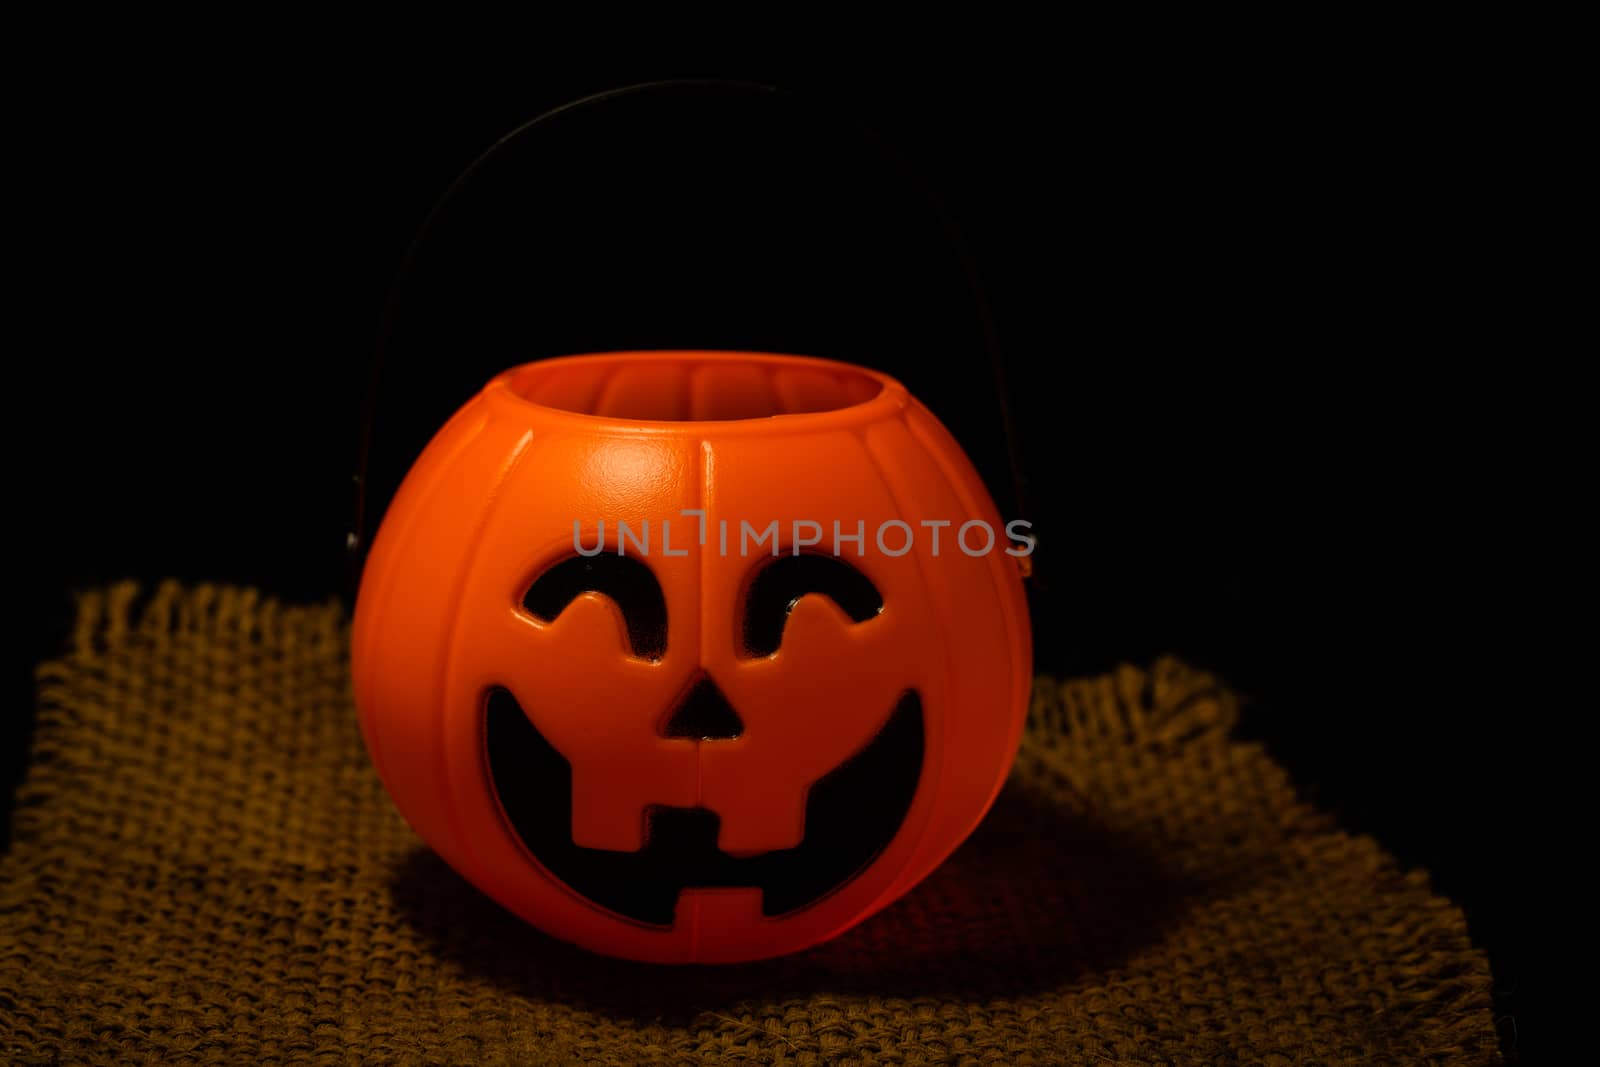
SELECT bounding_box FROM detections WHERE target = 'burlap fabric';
[0,582,1500,1065]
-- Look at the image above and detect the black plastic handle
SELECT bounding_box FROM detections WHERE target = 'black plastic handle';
[351,78,1029,592]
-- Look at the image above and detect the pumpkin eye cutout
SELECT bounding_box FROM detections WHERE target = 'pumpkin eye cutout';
[742,554,884,657]
[522,554,668,661]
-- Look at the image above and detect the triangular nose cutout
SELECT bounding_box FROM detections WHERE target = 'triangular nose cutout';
[661,675,745,740]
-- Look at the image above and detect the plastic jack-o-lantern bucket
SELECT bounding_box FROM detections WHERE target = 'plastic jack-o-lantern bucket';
[350,85,1033,964]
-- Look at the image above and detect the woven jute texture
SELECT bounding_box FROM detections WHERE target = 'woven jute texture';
[0,582,1499,1065]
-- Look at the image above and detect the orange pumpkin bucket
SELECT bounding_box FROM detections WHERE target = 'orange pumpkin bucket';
[349,85,1034,963]
[353,350,1030,962]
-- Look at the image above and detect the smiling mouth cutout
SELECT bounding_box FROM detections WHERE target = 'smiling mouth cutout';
[480,549,925,926]
[484,686,924,926]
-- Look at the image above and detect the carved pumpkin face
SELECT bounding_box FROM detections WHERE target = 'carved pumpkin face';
[353,352,1031,963]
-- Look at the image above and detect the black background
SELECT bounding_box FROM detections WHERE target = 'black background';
[3,24,1579,1063]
